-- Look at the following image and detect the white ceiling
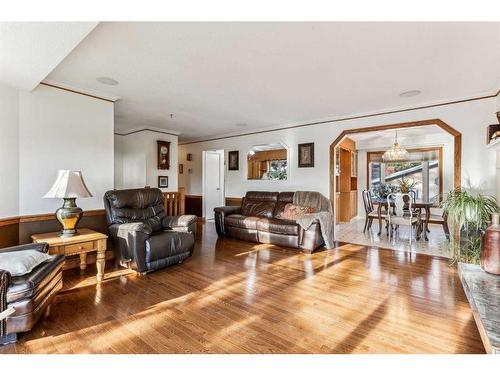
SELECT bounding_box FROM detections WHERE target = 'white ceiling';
[0,22,97,90]
[348,125,445,143]
[38,22,500,140]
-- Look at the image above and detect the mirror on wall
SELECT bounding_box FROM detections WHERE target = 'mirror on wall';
[247,142,288,180]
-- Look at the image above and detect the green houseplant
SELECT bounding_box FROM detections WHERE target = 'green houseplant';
[441,189,499,265]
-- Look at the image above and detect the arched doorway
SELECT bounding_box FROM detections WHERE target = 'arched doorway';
[329,119,462,239]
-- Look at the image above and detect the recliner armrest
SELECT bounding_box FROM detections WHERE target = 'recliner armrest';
[162,215,197,229]
[108,222,152,273]
[110,222,153,236]
[214,206,241,237]
[214,206,241,216]
[0,242,48,254]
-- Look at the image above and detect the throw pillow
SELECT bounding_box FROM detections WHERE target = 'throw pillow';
[0,249,52,276]
[280,203,316,220]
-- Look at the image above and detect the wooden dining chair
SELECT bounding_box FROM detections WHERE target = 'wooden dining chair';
[362,190,387,233]
[426,209,450,238]
[386,193,421,245]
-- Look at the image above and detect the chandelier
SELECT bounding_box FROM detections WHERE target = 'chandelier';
[382,130,409,161]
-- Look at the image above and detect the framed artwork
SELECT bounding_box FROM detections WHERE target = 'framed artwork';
[179,163,184,174]
[157,140,170,170]
[186,153,193,161]
[158,176,169,188]
[298,142,314,168]
[228,151,239,170]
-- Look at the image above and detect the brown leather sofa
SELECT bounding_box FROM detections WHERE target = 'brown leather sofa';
[104,188,197,274]
[1,243,64,345]
[214,191,324,252]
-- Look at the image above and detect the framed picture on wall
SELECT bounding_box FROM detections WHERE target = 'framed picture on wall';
[228,150,239,170]
[158,176,169,188]
[157,140,170,170]
[298,142,314,167]
[179,163,184,174]
[186,153,193,161]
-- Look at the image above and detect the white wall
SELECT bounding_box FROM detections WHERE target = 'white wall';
[114,131,178,192]
[355,132,454,216]
[179,98,499,205]
[0,83,19,218]
[18,85,114,215]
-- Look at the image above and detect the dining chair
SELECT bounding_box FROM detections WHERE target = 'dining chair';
[425,208,450,238]
[386,193,421,245]
[362,190,387,233]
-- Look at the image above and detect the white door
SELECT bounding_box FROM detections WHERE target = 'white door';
[203,150,224,220]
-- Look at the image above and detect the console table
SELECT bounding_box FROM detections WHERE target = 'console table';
[459,263,500,354]
[31,228,108,283]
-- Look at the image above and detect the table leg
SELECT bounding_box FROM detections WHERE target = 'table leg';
[96,250,105,283]
[79,253,87,270]
[424,207,430,241]
[96,239,106,283]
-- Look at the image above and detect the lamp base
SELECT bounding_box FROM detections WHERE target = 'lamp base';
[55,198,83,237]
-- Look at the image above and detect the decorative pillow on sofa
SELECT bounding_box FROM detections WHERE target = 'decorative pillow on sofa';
[0,249,52,276]
[280,203,316,220]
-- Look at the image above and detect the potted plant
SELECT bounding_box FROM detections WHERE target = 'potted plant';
[441,189,499,265]
[398,176,416,194]
[372,183,399,199]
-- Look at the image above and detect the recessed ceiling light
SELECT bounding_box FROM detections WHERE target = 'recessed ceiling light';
[399,90,421,98]
[96,77,119,86]
[235,123,248,128]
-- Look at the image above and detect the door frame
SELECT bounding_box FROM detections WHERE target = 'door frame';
[330,119,462,238]
[202,149,225,219]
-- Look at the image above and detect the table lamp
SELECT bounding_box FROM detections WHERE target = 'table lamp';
[43,170,93,237]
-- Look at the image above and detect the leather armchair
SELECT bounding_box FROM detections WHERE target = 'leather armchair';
[104,188,197,274]
[1,242,64,345]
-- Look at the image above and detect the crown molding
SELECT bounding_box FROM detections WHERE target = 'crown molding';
[40,80,121,102]
[114,127,180,137]
[179,89,500,145]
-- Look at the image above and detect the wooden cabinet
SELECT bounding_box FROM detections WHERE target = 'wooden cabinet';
[336,137,358,222]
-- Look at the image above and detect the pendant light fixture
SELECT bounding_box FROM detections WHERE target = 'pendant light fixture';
[382,130,409,162]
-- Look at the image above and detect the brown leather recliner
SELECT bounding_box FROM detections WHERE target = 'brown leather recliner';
[0,243,64,345]
[214,191,324,252]
[104,188,197,274]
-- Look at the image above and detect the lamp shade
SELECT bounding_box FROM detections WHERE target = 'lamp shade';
[43,170,93,199]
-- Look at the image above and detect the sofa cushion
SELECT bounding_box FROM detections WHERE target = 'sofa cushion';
[273,192,295,218]
[145,230,194,263]
[6,254,65,303]
[240,191,278,218]
[257,217,299,236]
[0,249,52,276]
[225,214,260,230]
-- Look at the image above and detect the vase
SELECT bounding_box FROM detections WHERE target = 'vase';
[480,212,500,275]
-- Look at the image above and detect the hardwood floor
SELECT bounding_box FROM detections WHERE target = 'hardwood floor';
[1,222,484,354]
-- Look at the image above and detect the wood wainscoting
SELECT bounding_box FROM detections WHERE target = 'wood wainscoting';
[0,189,188,268]
[225,197,243,206]
[185,195,202,217]
[183,195,242,218]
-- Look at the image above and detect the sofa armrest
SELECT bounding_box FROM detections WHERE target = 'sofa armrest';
[214,206,241,237]
[0,270,11,336]
[0,242,49,254]
[108,222,152,273]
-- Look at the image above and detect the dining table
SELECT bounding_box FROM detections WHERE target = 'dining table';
[372,197,438,241]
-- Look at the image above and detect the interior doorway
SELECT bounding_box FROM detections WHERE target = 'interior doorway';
[202,149,225,220]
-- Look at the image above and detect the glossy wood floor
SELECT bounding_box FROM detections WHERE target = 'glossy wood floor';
[1,222,484,354]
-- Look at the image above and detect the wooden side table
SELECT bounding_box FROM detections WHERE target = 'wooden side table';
[31,228,108,283]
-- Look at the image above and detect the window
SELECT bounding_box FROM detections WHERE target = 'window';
[367,148,442,202]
